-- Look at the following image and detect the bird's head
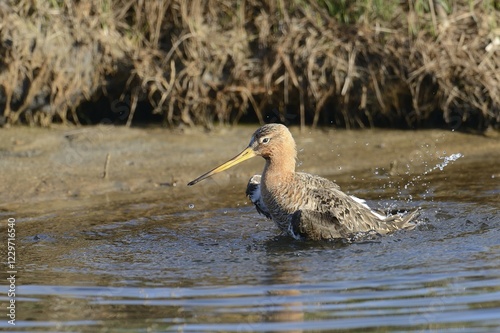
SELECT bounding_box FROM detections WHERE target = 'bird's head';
[187,123,296,186]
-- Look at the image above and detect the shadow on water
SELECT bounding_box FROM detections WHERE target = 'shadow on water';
[1,153,499,332]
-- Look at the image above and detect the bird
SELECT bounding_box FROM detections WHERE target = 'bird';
[188,124,419,241]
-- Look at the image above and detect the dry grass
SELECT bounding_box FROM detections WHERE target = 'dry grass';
[0,0,499,131]
[0,1,125,126]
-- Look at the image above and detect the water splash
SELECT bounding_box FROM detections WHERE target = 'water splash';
[403,153,463,197]
[428,153,463,173]
[376,153,463,212]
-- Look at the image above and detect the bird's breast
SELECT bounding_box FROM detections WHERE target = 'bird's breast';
[261,179,309,232]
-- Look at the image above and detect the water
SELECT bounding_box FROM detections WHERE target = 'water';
[404,153,463,192]
[1,155,499,332]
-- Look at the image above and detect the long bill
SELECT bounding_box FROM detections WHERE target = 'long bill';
[187,147,257,186]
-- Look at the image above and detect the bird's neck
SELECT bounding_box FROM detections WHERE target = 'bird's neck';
[262,152,296,190]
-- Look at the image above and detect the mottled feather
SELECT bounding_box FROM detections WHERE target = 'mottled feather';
[259,171,418,240]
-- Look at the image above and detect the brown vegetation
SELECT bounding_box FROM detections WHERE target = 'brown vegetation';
[0,0,499,130]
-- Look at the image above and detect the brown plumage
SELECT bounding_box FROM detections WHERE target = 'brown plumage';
[188,124,419,240]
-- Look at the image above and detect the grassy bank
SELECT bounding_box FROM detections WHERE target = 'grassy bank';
[0,0,499,131]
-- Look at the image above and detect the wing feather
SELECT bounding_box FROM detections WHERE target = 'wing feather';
[246,175,272,219]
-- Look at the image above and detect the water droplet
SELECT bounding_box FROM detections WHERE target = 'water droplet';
[188,204,195,209]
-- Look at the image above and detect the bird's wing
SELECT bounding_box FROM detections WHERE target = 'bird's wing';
[307,185,419,236]
[287,173,380,239]
[294,173,388,223]
[312,186,388,230]
[246,175,272,219]
[290,209,352,240]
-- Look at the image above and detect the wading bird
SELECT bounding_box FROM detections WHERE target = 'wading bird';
[188,124,419,240]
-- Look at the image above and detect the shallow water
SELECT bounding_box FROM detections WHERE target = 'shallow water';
[1,153,499,332]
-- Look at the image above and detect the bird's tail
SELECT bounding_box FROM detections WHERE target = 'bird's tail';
[388,208,420,231]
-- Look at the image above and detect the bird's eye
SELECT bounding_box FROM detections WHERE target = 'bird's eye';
[262,137,270,144]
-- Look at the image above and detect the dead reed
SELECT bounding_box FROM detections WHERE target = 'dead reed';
[0,0,498,131]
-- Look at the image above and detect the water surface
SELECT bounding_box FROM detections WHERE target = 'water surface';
[1,151,499,332]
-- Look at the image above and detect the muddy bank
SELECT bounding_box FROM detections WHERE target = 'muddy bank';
[0,125,499,215]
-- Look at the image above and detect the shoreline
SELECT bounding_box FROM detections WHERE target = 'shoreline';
[1,125,499,215]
